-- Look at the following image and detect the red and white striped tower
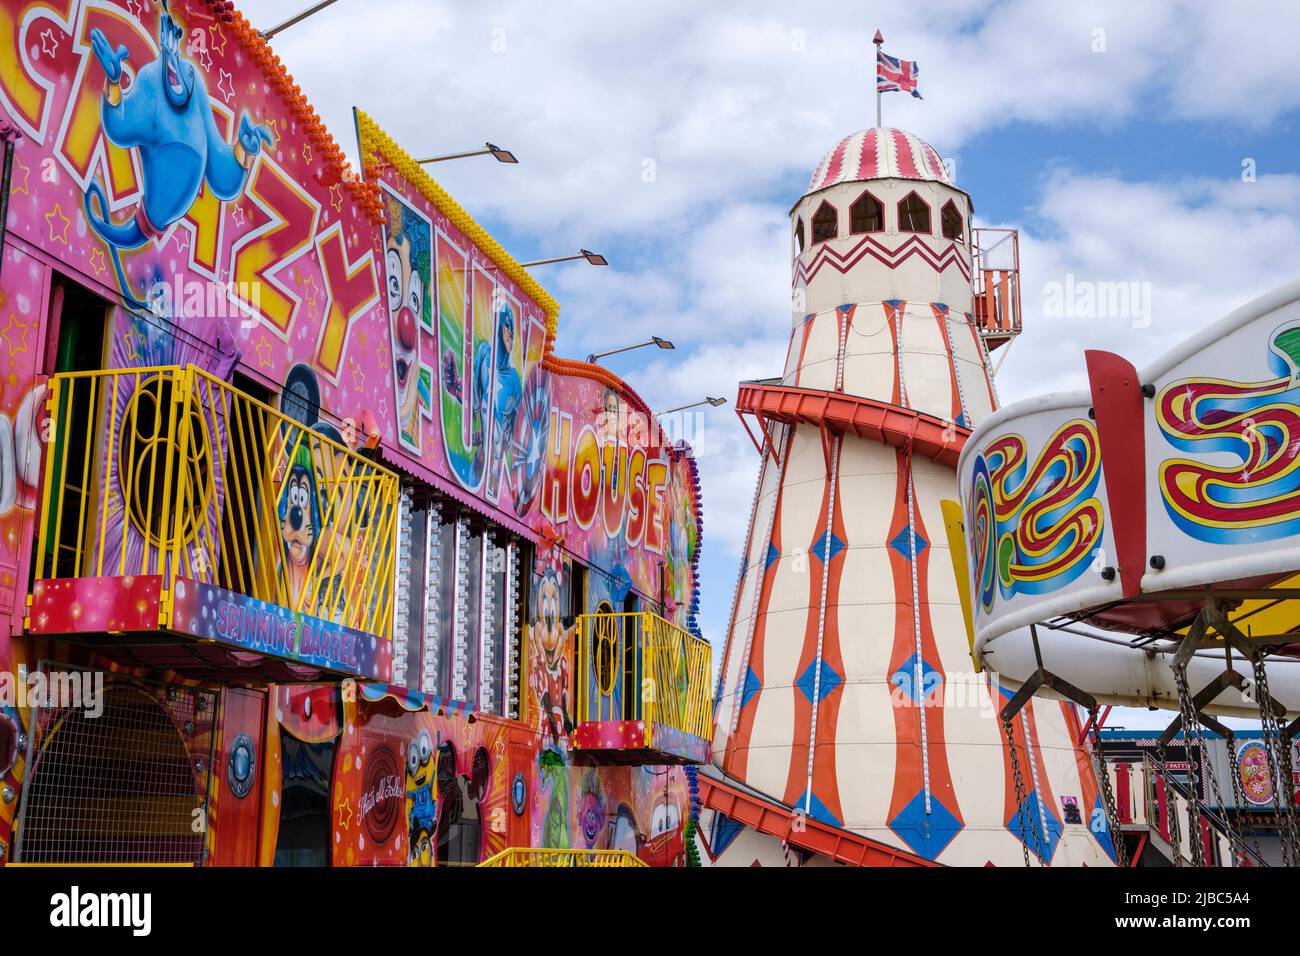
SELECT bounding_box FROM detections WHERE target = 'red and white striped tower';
[705,128,1117,867]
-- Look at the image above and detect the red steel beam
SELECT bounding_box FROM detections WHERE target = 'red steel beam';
[735,382,970,468]
[697,774,939,868]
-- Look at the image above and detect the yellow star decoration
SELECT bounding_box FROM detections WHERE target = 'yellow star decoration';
[351,363,365,393]
[302,141,313,165]
[2,314,28,357]
[255,335,273,368]
[10,155,29,196]
[336,796,353,831]
[123,327,144,363]
[265,117,279,146]
[88,247,107,276]
[329,184,343,212]
[208,22,227,55]
[45,203,70,244]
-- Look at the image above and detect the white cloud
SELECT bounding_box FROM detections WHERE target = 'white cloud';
[244,0,1300,242]
[997,171,1300,402]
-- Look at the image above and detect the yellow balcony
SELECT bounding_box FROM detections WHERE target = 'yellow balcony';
[572,611,712,764]
[30,365,399,683]
[477,848,647,867]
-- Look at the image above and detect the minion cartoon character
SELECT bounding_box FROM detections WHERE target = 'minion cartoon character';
[406,729,438,866]
[528,567,572,753]
[382,190,432,453]
[278,444,319,607]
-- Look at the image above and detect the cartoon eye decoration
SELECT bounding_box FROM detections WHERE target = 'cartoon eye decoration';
[386,250,402,311]
[407,744,420,775]
[650,800,680,837]
[417,730,432,764]
[407,275,423,322]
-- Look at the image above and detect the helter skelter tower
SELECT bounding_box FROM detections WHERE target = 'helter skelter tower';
[706,127,1118,866]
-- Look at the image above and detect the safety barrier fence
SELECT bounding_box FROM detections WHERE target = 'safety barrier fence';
[574,611,712,746]
[477,848,646,867]
[34,365,399,641]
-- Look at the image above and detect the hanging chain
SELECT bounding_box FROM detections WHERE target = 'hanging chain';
[1086,705,1128,867]
[1173,661,1246,866]
[1155,742,1184,867]
[1223,731,1265,866]
[1171,663,1208,866]
[1002,716,1035,867]
[1251,654,1300,865]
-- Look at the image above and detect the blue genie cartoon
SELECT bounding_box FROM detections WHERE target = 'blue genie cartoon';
[82,1,272,309]
[478,304,523,499]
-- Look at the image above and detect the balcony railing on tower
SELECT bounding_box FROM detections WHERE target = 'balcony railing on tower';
[29,364,399,682]
[572,610,712,764]
[972,227,1022,350]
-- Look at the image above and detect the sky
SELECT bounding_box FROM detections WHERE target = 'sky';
[240,0,1300,729]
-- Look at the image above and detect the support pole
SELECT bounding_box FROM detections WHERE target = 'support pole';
[873,30,884,128]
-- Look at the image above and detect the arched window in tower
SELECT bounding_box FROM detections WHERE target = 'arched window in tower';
[811,201,838,244]
[849,191,884,234]
[941,200,964,241]
[897,191,931,234]
[794,218,806,255]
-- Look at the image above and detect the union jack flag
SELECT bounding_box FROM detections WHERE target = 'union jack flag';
[877,48,922,99]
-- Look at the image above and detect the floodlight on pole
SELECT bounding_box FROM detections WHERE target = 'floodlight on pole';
[261,0,341,40]
[586,336,674,364]
[656,397,727,416]
[521,249,608,268]
[416,143,519,165]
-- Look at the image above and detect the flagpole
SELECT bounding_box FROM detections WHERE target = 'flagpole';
[873,30,884,128]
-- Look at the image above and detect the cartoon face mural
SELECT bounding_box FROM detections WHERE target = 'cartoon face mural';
[575,768,605,849]
[381,185,433,452]
[82,1,271,309]
[278,445,319,604]
[405,728,438,866]
[528,563,573,754]
[640,767,685,867]
[273,365,386,620]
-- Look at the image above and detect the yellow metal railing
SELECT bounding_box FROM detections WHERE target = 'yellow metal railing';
[574,611,712,746]
[477,848,646,867]
[34,365,399,640]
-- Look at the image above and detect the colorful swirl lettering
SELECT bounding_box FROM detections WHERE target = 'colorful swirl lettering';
[1156,322,1300,544]
[967,420,1104,613]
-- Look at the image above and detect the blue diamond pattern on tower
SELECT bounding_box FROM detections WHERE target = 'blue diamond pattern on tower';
[796,658,842,704]
[888,790,962,860]
[709,813,746,858]
[740,667,762,711]
[890,525,928,561]
[766,541,780,569]
[1089,795,1119,864]
[793,789,842,828]
[1005,790,1064,864]
[890,653,941,704]
[810,529,845,563]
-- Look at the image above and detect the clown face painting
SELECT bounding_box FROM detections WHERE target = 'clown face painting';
[381,184,433,453]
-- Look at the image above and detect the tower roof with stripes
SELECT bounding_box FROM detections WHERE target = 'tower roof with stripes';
[806,127,951,194]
